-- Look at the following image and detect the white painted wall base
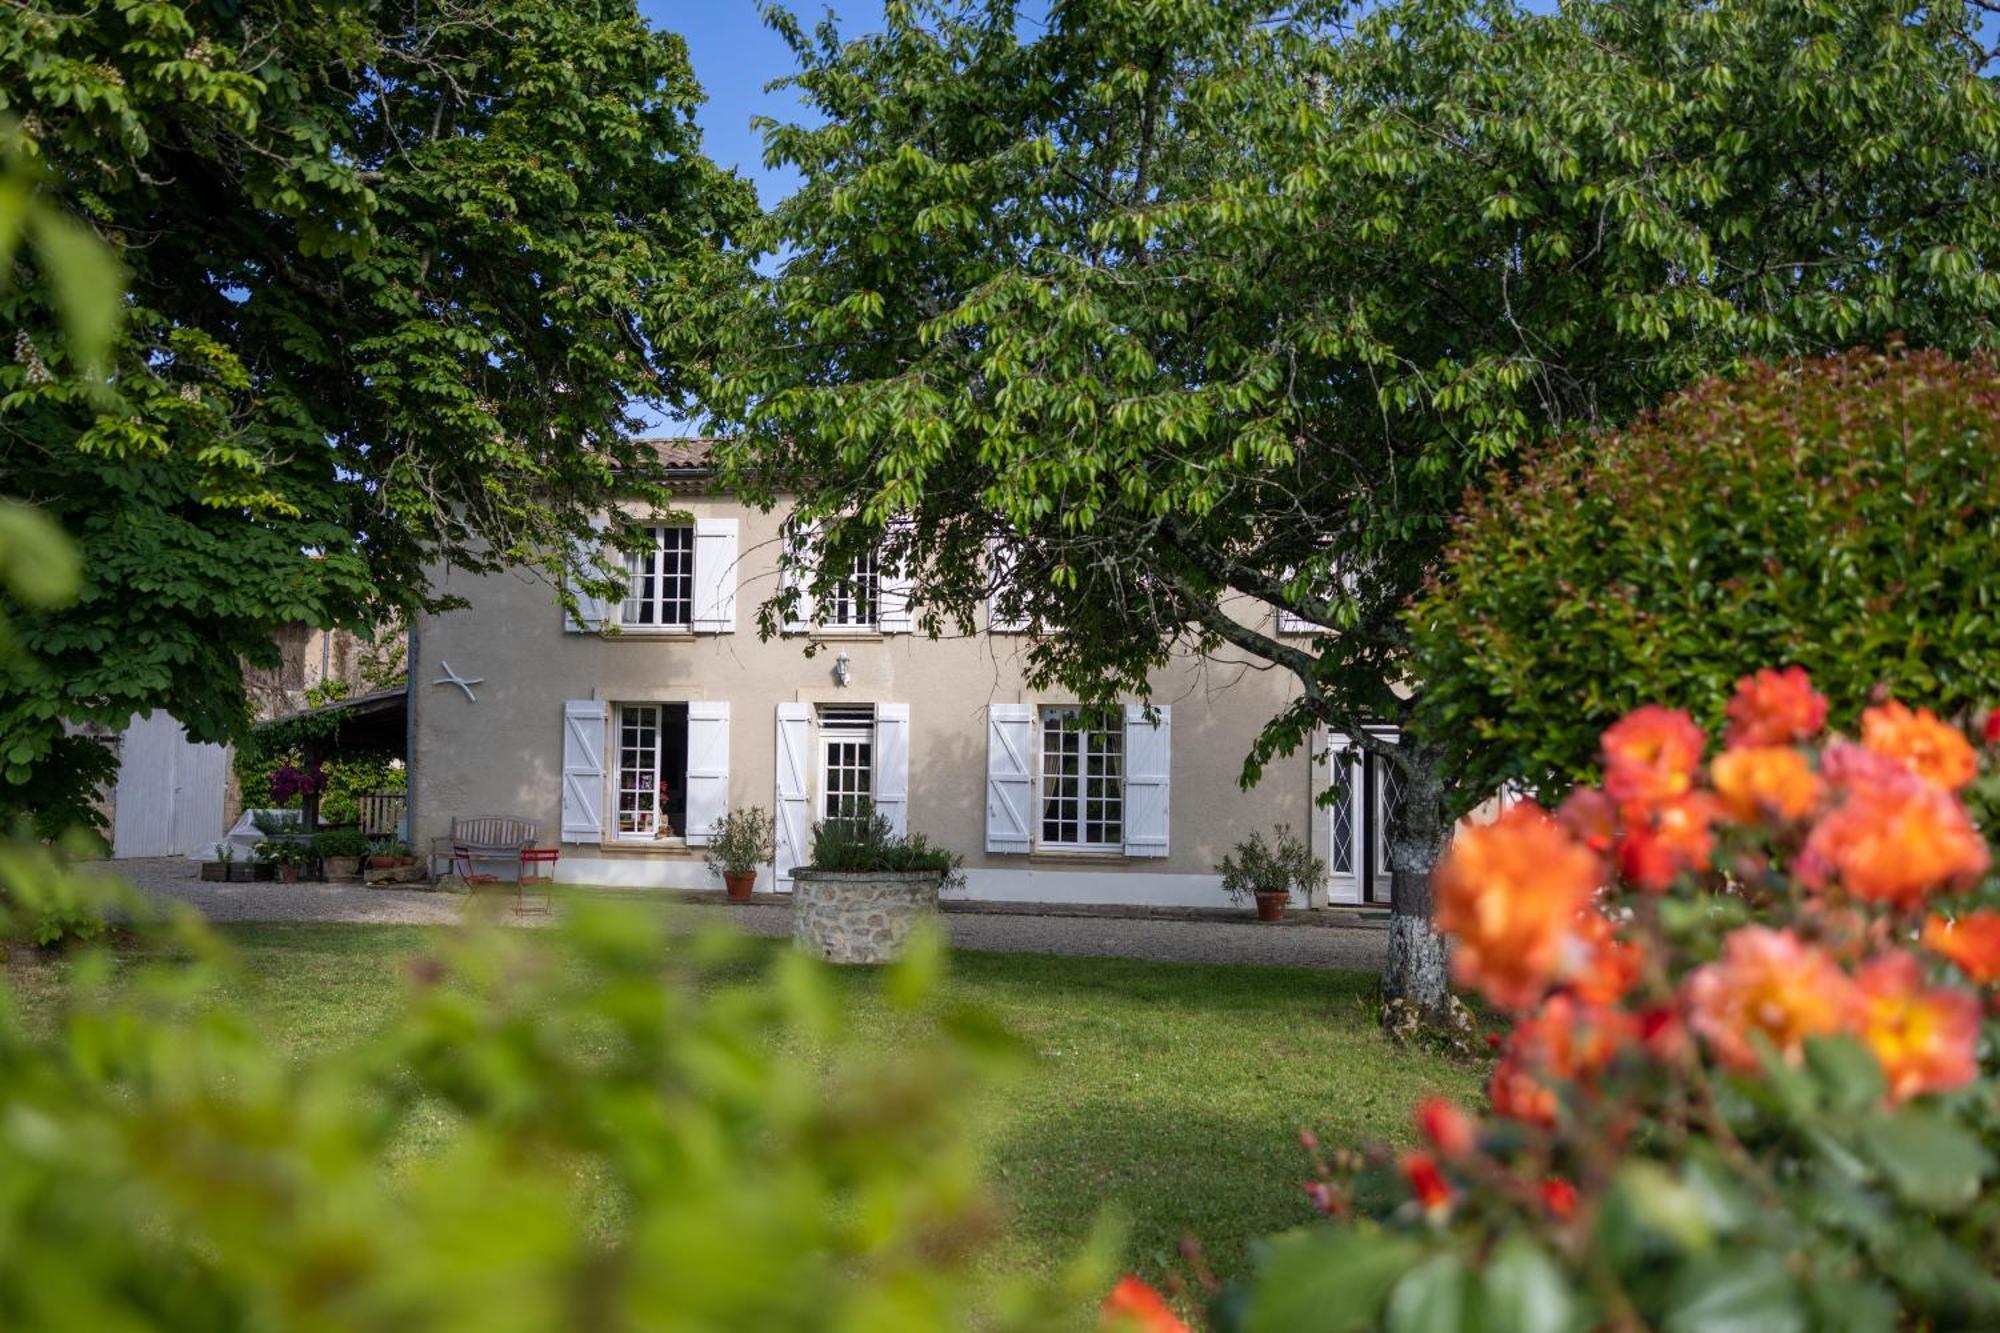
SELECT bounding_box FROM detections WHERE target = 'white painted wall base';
[551,854,1231,909]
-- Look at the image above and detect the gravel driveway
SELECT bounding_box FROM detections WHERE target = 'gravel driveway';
[89,858,1389,971]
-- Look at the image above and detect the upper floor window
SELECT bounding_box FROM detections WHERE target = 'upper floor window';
[1040,707,1123,850]
[623,526,696,628]
[824,549,879,628]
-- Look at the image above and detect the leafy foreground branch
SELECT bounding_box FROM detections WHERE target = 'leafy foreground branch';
[0,884,1113,1331]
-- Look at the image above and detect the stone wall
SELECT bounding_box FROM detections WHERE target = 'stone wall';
[791,870,942,964]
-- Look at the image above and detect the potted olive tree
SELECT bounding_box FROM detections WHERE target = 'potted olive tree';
[703,806,776,900]
[1218,824,1325,923]
[792,813,962,964]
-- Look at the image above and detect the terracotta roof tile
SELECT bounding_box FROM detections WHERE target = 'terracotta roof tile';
[633,436,717,470]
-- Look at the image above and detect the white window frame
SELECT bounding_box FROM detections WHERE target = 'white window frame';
[823,549,880,629]
[621,525,696,630]
[1037,706,1124,852]
[612,702,689,842]
[817,707,876,829]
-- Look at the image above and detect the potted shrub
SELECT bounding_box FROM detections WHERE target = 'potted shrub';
[792,813,962,964]
[260,838,309,883]
[703,806,776,900]
[314,828,369,883]
[1219,824,1326,923]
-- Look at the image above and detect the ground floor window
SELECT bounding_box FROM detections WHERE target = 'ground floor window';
[818,704,874,828]
[1040,706,1122,849]
[615,702,689,838]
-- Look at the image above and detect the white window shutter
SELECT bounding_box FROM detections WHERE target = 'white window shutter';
[986,540,1029,632]
[774,702,811,884]
[684,701,730,845]
[560,700,606,842]
[691,517,738,633]
[563,516,613,633]
[874,702,911,834]
[985,703,1034,853]
[878,554,913,633]
[1123,703,1171,858]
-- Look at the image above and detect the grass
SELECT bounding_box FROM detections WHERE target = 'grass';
[7,921,1479,1283]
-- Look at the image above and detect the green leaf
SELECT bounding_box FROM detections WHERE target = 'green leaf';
[1481,1236,1578,1333]
[1804,1035,1885,1114]
[1854,1110,1993,1213]
[1383,1251,1471,1333]
[31,208,125,378]
[1664,1254,1804,1333]
[1245,1228,1422,1333]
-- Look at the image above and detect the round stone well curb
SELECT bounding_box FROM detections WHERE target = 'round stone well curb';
[791,868,942,964]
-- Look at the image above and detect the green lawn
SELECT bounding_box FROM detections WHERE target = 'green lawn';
[9,922,1477,1283]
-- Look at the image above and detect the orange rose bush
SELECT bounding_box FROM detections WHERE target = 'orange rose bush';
[1219,671,2000,1331]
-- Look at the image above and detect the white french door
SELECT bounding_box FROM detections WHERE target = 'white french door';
[1326,727,1400,906]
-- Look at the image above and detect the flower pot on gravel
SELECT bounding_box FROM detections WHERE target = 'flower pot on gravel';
[322,855,362,884]
[1219,825,1324,927]
[791,869,942,965]
[199,862,227,882]
[228,863,260,882]
[723,870,757,901]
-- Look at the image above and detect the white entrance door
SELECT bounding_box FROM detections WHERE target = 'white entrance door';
[110,713,228,858]
[1325,727,1400,906]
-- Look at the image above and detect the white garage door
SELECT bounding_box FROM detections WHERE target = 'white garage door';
[110,712,229,859]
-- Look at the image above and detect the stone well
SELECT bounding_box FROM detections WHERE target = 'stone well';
[790,869,942,964]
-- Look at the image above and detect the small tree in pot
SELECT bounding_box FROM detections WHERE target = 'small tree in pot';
[1219,824,1325,923]
[703,806,776,901]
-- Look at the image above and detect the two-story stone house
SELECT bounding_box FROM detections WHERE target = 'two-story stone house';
[410,442,1402,908]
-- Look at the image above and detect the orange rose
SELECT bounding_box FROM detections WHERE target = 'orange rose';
[1101,1277,1189,1333]
[1436,803,1604,1009]
[1566,911,1642,1006]
[1724,667,1829,748]
[1555,786,1619,854]
[1400,1151,1454,1214]
[1710,745,1823,824]
[1856,951,1980,1103]
[1538,1178,1579,1220]
[1796,779,1989,908]
[1922,910,2000,986]
[1860,700,1979,790]
[1415,1096,1478,1159]
[1486,994,1636,1126]
[1685,926,1860,1072]
[1616,793,1719,892]
[1602,706,1707,809]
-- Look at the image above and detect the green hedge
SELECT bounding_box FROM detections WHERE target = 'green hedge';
[1412,349,2000,812]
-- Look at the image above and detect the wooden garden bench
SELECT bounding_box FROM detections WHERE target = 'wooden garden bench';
[431,815,540,888]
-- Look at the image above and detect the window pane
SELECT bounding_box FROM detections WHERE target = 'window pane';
[616,704,660,836]
[1040,708,1122,848]
[622,526,694,627]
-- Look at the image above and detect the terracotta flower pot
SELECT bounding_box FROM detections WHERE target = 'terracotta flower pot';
[723,870,757,901]
[1254,890,1289,923]
[280,865,300,884]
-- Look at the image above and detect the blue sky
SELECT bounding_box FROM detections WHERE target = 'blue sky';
[642,3,882,207]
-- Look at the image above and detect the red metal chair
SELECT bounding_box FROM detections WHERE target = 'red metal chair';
[517,846,559,914]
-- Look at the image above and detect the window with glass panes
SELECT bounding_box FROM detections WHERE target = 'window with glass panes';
[825,550,878,627]
[614,703,689,838]
[818,705,874,827]
[622,526,695,627]
[1039,707,1122,848]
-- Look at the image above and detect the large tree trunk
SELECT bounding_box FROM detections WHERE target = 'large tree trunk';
[1380,738,1454,1025]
